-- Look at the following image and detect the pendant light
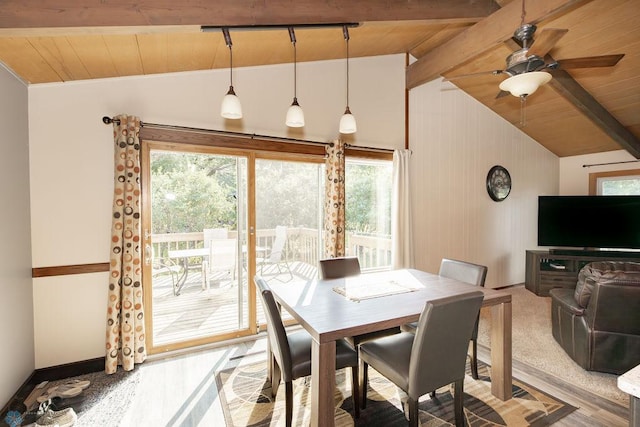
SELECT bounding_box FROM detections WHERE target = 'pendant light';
[286,27,305,127]
[339,25,357,134]
[220,28,242,119]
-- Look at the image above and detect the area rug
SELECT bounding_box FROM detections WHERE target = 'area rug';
[25,368,141,427]
[215,359,576,426]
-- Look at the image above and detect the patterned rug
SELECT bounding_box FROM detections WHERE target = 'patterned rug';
[215,359,577,426]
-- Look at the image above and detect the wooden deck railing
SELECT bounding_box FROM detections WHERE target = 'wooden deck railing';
[151,228,392,270]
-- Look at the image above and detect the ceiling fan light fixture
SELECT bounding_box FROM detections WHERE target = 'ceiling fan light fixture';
[499,71,552,97]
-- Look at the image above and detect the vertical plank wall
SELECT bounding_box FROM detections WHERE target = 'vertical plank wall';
[0,63,33,407]
[409,79,559,288]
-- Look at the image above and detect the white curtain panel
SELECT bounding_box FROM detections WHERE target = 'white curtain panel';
[392,149,414,269]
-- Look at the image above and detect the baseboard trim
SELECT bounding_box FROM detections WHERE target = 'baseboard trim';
[31,357,105,384]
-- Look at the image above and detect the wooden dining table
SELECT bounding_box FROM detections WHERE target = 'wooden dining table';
[268,268,512,427]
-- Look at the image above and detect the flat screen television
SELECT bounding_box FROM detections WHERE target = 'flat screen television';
[537,195,640,250]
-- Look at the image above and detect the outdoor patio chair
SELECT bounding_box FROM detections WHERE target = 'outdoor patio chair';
[258,225,292,281]
[203,227,228,245]
[152,256,183,295]
[202,238,237,289]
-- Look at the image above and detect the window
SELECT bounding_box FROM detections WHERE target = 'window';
[345,158,393,271]
[589,169,640,195]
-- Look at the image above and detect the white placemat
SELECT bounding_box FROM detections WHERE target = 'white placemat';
[333,278,421,302]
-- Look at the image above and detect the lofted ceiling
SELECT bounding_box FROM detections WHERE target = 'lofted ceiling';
[0,0,638,158]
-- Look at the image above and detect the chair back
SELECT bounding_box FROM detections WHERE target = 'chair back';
[408,291,484,397]
[319,256,361,279]
[255,276,294,380]
[207,238,237,274]
[203,228,228,248]
[439,258,487,287]
[268,226,288,263]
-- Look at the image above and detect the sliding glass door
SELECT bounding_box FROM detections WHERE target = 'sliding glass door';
[254,157,324,324]
[142,142,252,352]
[141,138,392,353]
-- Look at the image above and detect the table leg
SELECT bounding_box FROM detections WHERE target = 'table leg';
[490,300,512,400]
[311,339,336,427]
[630,395,639,427]
[173,257,189,296]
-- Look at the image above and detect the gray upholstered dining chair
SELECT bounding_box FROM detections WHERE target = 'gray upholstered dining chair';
[359,291,484,427]
[255,276,360,425]
[319,256,362,279]
[319,256,401,347]
[401,258,487,380]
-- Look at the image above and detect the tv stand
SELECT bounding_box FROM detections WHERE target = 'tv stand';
[525,249,640,296]
[549,248,640,258]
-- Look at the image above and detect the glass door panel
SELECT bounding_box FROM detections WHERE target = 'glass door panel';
[254,158,324,324]
[144,145,250,351]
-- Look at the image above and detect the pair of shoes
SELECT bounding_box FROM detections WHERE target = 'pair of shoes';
[34,408,77,427]
[36,380,90,403]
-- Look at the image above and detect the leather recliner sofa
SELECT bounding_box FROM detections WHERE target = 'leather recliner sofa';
[549,261,640,374]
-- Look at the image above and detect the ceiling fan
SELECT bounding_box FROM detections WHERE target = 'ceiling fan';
[448,1,625,100]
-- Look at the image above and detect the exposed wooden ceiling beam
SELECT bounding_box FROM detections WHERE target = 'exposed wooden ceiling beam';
[406,0,588,89]
[548,69,640,159]
[504,35,639,159]
[0,1,499,29]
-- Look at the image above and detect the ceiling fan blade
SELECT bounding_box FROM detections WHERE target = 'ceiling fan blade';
[495,90,510,99]
[552,54,625,69]
[528,28,568,58]
[443,70,504,81]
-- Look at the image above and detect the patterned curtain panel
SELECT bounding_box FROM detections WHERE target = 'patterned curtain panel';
[105,114,146,374]
[324,139,346,258]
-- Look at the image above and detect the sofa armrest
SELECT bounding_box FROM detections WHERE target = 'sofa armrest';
[549,288,584,316]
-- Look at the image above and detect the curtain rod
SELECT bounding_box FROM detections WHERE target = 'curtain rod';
[102,116,332,147]
[582,159,640,168]
[102,116,396,153]
[344,143,395,154]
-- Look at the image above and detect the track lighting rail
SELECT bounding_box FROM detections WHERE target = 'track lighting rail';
[201,23,359,32]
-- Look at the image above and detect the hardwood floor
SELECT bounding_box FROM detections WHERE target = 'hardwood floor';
[119,332,630,426]
[476,346,629,427]
[150,261,315,347]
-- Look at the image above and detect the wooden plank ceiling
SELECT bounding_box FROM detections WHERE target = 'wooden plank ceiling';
[0,0,638,158]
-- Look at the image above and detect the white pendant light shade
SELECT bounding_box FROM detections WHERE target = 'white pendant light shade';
[339,26,357,134]
[339,107,357,134]
[286,98,305,127]
[499,71,552,97]
[285,28,305,128]
[221,86,242,119]
[220,28,242,120]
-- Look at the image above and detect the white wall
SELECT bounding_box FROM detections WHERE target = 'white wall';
[409,78,559,288]
[28,54,406,368]
[0,64,33,407]
[559,150,638,194]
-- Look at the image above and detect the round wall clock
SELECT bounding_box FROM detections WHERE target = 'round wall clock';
[486,165,511,202]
